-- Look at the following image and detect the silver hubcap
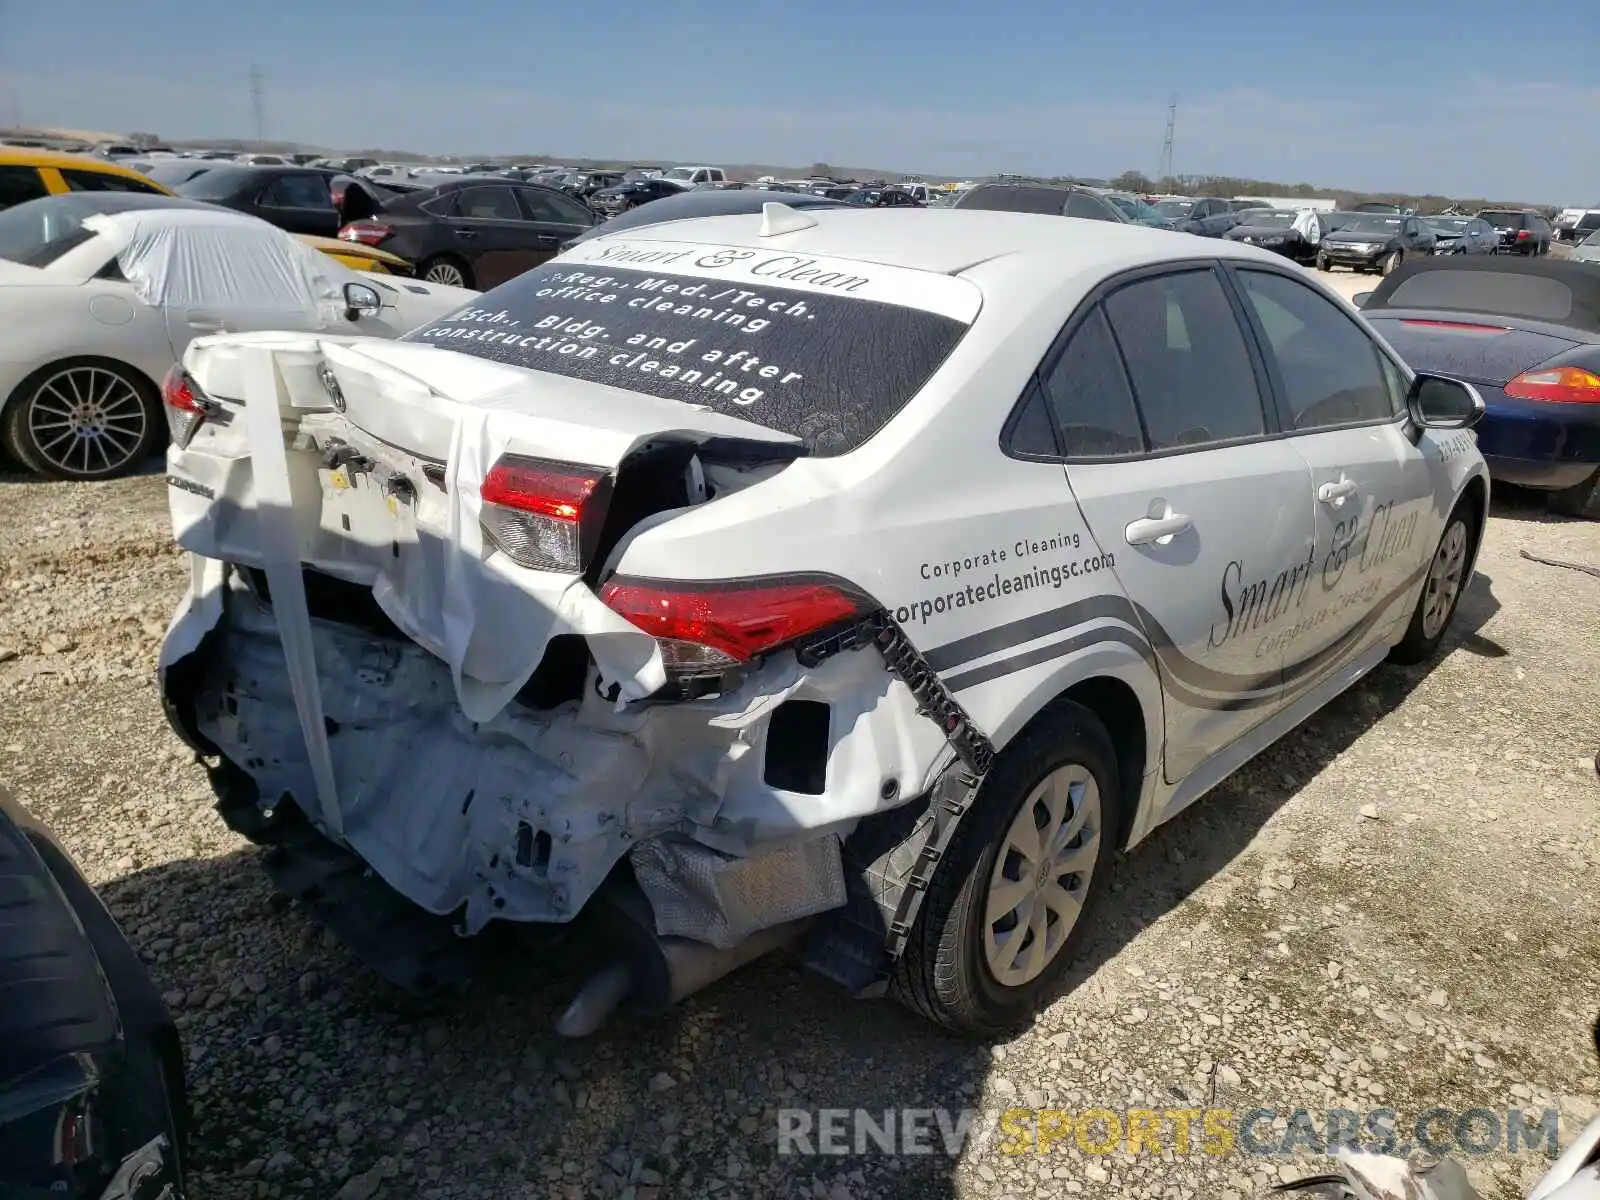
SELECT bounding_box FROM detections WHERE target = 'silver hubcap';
[1421,520,1468,639]
[27,367,147,476]
[425,262,465,286]
[983,764,1102,988]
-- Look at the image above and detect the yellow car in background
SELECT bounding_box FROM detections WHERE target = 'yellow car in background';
[0,147,415,274]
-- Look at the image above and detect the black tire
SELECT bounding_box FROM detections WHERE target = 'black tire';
[419,254,474,289]
[1316,253,1331,271]
[1549,467,1600,520]
[1381,250,1402,276]
[892,701,1121,1036]
[1389,500,1479,664]
[1,358,162,482]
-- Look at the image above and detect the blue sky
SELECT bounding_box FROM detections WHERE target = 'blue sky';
[2,0,1596,201]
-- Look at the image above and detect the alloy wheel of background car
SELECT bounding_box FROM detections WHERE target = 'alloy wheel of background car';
[892,701,1120,1035]
[421,257,470,287]
[3,360,160,482]
[1382,250,1401,275]
[1316,253,1330,271]
[983,763,1103,988]
[1390,503,1478,664]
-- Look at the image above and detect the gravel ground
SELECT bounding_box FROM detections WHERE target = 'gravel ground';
[1,461,1598,1200]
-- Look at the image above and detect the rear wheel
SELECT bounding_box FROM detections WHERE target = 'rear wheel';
[2,358,161,481]
[1549,467,1600,520]
[892,702,1119,1036]
[419,255,472,288]
[1390,502,1477,664]
[1316,253,1332,271]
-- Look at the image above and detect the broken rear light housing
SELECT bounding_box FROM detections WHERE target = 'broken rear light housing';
[162,365,215,449]
[599,573,873,687]
[480,454,614,573]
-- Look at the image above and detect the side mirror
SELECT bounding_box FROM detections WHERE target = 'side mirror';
[1352,291,1373,308]
[343,282,382,321]
[1407,374,1485,429]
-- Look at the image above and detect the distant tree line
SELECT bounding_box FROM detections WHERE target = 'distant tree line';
[1101,169,1550,216]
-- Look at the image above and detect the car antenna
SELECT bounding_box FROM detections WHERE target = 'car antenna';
[759,201,819,237]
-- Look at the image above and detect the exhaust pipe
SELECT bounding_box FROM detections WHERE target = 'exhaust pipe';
[555,883,810,1037]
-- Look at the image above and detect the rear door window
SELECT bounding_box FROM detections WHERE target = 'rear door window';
[260,173,333,208]
[402,243,980,456]
[0,166,50,211]
[455,186,522,221]
[1038,307,1144,457]
[1102,269,1268,450]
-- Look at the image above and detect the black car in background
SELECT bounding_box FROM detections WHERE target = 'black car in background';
[1316,212,1435,273]
[0,785,188,1199]
[173,164,347,236]
[1422,215,1499,255]
[590,177,687,217]
[1151,196,1239,237]
[1477,208,1553,256]
[337,177,595,288]
[1222,208,1317,263]
[564,170,624,203]
[842,185,922,208]
[952,180,1128,222]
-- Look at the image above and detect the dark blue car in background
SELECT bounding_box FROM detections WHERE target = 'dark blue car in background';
[1357,256,1600,519]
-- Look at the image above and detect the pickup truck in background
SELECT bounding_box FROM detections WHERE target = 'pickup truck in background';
[659,165,731,187]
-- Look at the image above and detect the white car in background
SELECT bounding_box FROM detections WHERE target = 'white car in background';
[0,192,476,481]
[159,206,1489,1036]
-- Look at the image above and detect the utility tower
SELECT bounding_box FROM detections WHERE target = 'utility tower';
[248,63,266,148]
[1157,96,1176,184]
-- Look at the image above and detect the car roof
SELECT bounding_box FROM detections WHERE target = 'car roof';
[575,206,1291,282]
[569,189,847,245]
[0,145,166,184]
[1364,255,1600,334]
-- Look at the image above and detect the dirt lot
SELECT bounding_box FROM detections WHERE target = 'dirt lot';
[1,457,1598,1200]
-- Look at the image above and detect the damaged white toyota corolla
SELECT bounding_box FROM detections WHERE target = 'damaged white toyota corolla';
[157,203,1491,1036]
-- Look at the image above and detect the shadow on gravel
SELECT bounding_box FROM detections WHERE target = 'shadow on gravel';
[96,574,1504,1200]
[101,846,989,1200]
[0,457,165,486]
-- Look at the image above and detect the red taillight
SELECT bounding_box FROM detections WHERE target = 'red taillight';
[339,221,393,246]
[479,455,611,573]
[162,365,211,448]
[1516,229,1531,241]
[1504,366,1600,404]
[599,574,870,676]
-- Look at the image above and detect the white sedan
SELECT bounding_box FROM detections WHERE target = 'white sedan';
[160,205,1489,1036]
[0,193,477,480]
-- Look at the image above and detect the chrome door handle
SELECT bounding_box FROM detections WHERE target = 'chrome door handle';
[1125,511,1193,546]
[1318,478,1358,506]
[453,228,478,239]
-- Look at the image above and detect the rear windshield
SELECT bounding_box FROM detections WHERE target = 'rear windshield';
[1478,211,1523,230]
[957,185,1067,215]
[0,195,107,266]
[1381,270,1573,323]
[401,251,976,456]
[1241,211,1296,227]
